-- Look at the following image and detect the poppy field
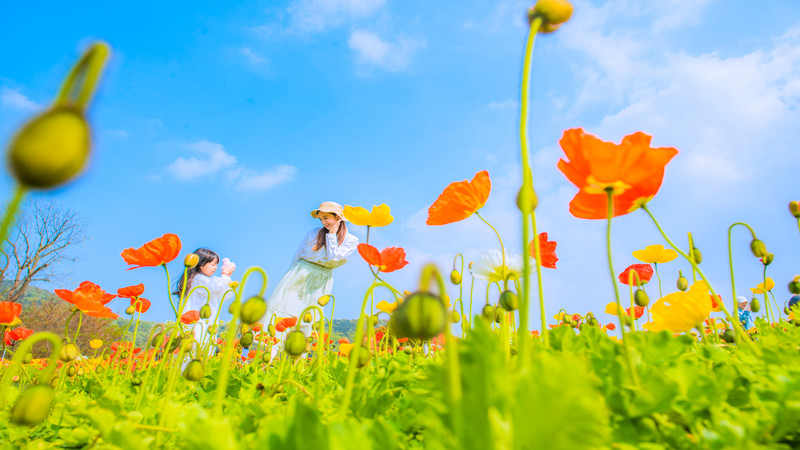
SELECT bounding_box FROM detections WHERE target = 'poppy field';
[4,1,800,449]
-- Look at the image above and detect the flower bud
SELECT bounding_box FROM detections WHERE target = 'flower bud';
[750,239,767,258]
[199,304,212,319]
[317,295,331,306]
[449,310,461,323]
[789,276,800,295]
[183,359,204,381]
[207,325,217,335]
[240,332,254,348]
[66,366,77,377]
[240,296,267,325]
[450,270,462,285]
[389,292,447,340]
[790,201,800,218]
[23,354,33,364]
[10,385,54,426]
[495,307,506,324]
[750,297,761,313]
[371,314,379,327]
[268,324,276,337]
[125,305,135,315]
[284,330,308,357]
[691,248,702,264]
[481,304,495,321]
[350,345,372,368]
[59,343,79,362]
[528,0,574,33]
[677,271,689,291]
[184,253,199,268]
[634,289,649,307]
[762,253,774,266]
[561,313,571,325]
[8,107,91,189]
[303,312,313,323]
[499,290,519,311]
[76,368,84,377]
[516,185,539,213]
[228,281,239,289]
[151,333,164,348]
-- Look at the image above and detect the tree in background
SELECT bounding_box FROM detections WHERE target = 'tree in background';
[0,201,86,303]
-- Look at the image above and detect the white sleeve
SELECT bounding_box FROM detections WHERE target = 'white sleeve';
[291,229,320,265]
[325,233,359,262]
[190,274,232,305]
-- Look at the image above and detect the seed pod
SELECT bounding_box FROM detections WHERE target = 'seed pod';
[691,248,702,264]
[240,332,254,348]
[184,253,199,268]
[495,307,506,324]
[750,239,767,258]
[317,295,331,306]
[389,292,447,340]
[10,385,54,426]
[59,343,79,362]
[183,359,204,381]
[499,290,519,311]
[634,289,649,307]
[789,276,800,295]
[516,185,538,213]
[762,253,774,266]
[790,201,800,218]
[303,312,313,323]
[449,310,461,323]
[240,296,267,325]
[125,305,135,315]
[450,270,462,285]
[8,107,91,189]
[750,297,761,313]
[284,331,307,357]
[677,271,689,291]
[481,304,495,321]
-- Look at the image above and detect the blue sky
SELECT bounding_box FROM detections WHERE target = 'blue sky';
[2,0,800,332]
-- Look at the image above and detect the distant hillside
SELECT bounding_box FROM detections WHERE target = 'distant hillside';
[8,282,381,346]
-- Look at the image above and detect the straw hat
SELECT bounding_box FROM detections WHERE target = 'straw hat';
[310,201,346,220]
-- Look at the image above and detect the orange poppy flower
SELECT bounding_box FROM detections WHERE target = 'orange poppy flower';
[5,327,33,345]
[427,170,491,225]
[130,298,151,313]
[120,233,182,270]
[55,281,118,319]
[0,301,22,326]
[557,128,678,219]
[117,284,145,298]
[275,317,298,332]
[357,243,409,273]
[618,264,653,286]
[181,310,200,324]
[605,322,616,331]
[529,232,558,269]
[338,337,350,344]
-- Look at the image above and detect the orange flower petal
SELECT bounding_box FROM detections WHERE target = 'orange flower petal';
[427,170,491,225]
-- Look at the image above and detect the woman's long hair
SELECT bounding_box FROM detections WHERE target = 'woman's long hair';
[312,217,347,251]
[173,248,220,296]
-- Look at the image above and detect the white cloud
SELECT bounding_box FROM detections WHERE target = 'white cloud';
[240,47,269,66]
[348,30,425,72]
[288,0,385,32]
[167,140,238,181]
[235,165,298,192]
[1,88,41,112]
[166,140,296,192]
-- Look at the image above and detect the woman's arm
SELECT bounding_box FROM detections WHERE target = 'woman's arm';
[324,233,359,262]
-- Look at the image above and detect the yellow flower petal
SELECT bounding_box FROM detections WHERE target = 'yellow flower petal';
[750,277,775,294]
[376,300,398,314]
[338,343,354,356]
[343,204,394,227]
[632,244,678,264]
[89,339,103,349]
[642,280,713,333]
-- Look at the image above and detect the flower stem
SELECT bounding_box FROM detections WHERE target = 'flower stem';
[0,184,26,246]
[654,263,663,299]
[162,265,179,319]
[606,190,640,387]
[727,223,757,317]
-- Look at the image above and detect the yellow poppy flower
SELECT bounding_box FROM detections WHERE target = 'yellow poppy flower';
[376,300,398,314]
[632,244,678,264]
[89,339,103,349]
[338,343,354,356]
[343,204,393,227]
[750,277,775,294]
[642,280,713,333]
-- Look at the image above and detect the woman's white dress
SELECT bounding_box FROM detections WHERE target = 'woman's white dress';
[261,228,358,336]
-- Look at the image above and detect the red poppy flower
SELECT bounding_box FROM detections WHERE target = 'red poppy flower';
[710,294,723,312]
[338,337,350,344]
[357,244,409,273]
[120,234,181,270]
[55,282,118,319]
[529,232,558,269]
[0,301,22,326]
[619,264,653,286]
[375,331,385,342]
[605,322,616,331]
[627,306,645,320]
[130,298,151,313]
[557,128,678,219]
[397,337,408,343]
[117,284,145,298]
[427,170,491,225]
[181,310,200,324]
[275,317,298,332]
[8,327,33,342]
[530,330,540,337]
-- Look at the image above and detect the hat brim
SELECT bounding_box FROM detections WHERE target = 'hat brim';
[311,209,346,221]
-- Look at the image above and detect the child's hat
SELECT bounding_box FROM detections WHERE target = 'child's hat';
[311,201,346,220]
[737,296,748,304]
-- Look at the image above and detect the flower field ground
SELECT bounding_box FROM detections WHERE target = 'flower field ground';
[3,1,800,449]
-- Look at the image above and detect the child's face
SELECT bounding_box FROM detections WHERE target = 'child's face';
[738,302,748,310]
[200,259,218,277]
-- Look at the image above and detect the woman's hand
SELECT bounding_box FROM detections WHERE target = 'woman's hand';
[326,219,342,234]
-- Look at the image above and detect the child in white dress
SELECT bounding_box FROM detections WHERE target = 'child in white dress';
[173,248,236,345]
[261,202,359,340]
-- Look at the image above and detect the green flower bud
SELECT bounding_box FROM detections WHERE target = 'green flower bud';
[750,297,761,313]
[268,324,276,337]
[23,354,33,364]
[789,276,800,294]
[10,385,54,426]
[151,333,164,348]
[691,247,702,264]
[516,185,539,213]
[240,296,266,325]
[449,310,461,323]
[528,0,574,33]
[677,271,689,291]
[762,253,774,266]
[499,290,519,311]
[240,331,254,348]
[183,359,204,381]
[634,289,649,307]
[317,295,331,306]
[481,304,495,321]
[790,201,800,218]
[184,253,199,268]
[284,330,308,357]
[495,307,506,324]
[389,292,447,340]
[199,304,212,319]
[66,366,77,377]
[125,305,135,315]
[450,270,462,285]
[59,343,79,362]
[350,345,372,368]
[403,346,413,355]
[750,239,767,258]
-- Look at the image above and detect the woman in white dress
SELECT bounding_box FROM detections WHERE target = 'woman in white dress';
[261,201,359,338]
